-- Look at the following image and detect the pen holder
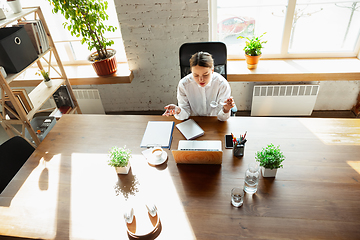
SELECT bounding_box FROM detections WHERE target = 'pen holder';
[233,143,245,157]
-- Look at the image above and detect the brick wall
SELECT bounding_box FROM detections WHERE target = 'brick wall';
[82,0,359,113]
[98,0,209,112]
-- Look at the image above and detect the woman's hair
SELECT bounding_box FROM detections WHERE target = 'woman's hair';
[189,51,214,68]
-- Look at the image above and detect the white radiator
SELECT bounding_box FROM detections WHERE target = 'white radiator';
[73,89,105,114]
[251,85,320,116]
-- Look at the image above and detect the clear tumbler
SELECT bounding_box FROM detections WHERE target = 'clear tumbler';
[244,162,260,194]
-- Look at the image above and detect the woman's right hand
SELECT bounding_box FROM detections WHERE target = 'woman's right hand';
[163,104,181,116]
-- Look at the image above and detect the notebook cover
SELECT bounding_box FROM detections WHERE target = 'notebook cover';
[176,119,204,140]
[140,121,174,148]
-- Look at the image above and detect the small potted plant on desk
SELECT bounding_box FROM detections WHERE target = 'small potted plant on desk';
[255,143,285,178]
[36,69,52,88]
[48,0,117,76]
[108,146,132,174]
[238,32,267,70]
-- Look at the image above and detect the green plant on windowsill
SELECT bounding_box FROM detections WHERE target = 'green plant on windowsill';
[238,32,267,56]
[237,32,267,69]
[108,146,132,168]
[255,143,285,170]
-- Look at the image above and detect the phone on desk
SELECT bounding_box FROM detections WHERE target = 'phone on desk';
[225,135,234,149]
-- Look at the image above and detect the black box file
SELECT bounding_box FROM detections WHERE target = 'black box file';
[0,27,38,73]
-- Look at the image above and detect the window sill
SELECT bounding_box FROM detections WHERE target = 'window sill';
[227,58,360,82]
[9,63,133,87]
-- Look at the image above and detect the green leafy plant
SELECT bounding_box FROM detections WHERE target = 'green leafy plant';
[36,69,50,82]
[238,32,267,56]
[108,146,131,168]
[48,0,117,61]
[255,143,285,170]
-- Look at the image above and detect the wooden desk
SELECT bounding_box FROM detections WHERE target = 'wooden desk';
[1,115,360,239]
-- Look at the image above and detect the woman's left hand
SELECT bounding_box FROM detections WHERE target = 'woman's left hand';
[222,96,235,113]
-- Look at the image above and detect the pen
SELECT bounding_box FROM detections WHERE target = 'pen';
[243,131,247,139]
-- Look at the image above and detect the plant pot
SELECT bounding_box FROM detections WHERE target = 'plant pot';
[115,162,130,174]
[88,48,117,76]
[261,167,277,178]
[44,80,52,88]
[7,0,22,14]
[245,54,261,70]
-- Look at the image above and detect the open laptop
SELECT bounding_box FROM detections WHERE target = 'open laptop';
[171,140,223,164]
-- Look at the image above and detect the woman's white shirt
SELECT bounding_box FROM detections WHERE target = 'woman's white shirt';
[174,72,231,121]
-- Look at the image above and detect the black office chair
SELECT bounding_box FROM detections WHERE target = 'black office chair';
[179,42,237,115]
[0,136,35,194]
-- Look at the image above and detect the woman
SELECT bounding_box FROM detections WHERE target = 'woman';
[163,51,235,121]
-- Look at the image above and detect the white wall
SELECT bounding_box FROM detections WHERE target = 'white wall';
[80,0,359,113]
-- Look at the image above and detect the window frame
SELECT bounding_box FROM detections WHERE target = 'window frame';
[211,0,360,60]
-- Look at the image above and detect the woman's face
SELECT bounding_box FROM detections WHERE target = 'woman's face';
[191,65,214,87]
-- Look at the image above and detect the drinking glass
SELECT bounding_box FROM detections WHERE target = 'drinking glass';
[244,163,260,194]
[210,98,227,108]
[231,187,244,207]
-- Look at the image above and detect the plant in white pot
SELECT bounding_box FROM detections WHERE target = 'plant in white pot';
[255,143,285,178]
[48,0,117,76]
[36,69,52,88]
[108,146,132,174]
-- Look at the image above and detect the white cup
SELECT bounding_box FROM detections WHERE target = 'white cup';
[151,147,163,162]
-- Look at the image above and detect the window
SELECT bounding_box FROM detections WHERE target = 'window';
[19,0,126,65]
[211,0,360,59]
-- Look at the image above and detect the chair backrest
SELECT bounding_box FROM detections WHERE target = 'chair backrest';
[0,136,35,194]
[179,42,227,79]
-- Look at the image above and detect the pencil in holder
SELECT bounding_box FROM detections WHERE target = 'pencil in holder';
[233,143,245,157]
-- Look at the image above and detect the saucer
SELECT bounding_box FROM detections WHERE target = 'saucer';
[147,151,167,166]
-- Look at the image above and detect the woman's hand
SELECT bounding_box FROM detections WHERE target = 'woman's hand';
[222,97,235,113]
[163,104,181,116]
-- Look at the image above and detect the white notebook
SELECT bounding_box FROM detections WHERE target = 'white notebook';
[140,121,174,148]
[176,119,204,140]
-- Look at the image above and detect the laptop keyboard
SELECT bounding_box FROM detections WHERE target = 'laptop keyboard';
[180,149,220,151]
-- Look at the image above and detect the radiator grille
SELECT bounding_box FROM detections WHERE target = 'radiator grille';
[73,89,105,114]
[251,85,320,116]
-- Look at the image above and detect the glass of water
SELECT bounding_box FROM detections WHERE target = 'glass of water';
[231,187,244,207]
[244,162,260,194]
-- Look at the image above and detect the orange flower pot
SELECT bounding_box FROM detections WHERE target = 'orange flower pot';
[245,54,261,70]
[88,49,117,76]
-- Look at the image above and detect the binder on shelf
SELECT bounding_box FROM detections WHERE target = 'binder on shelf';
[12,89,33,112]
[13,19,49,54]
[53,85,75,109]
[140,121,174,149]
[3,89,33,118]
[13,22,41,54]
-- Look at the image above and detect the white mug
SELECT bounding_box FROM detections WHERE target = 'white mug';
[151,147,163,162]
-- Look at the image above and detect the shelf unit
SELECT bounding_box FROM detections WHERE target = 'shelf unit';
[0,7,81,147]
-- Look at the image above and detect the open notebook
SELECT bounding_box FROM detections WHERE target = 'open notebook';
[171,140,223,164]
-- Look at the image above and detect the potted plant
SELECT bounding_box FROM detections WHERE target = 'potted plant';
[36,69,52,88]
[238,32,267,70]
[48,0,117,76]
[108,146,132,174]
[255,143,285,177]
